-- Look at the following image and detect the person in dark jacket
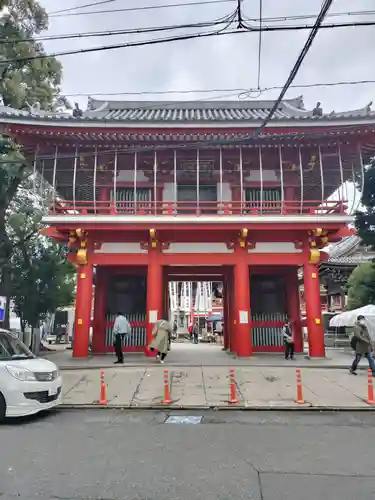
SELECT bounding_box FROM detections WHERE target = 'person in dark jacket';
[350,315,375,376]
[193,321,199,344]
[282,320,294,360]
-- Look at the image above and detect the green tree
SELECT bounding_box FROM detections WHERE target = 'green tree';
[0,0,65,326]
[355,158,375,248]
[346,261,375,310]
[8,197,75,333]
[0,0,63,109]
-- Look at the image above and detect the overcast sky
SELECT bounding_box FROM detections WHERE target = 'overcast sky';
[38,0,375,112]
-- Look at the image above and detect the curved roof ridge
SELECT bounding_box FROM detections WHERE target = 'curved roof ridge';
[329,102,374,118]
[86,96,307,112]
[329,234,361,258]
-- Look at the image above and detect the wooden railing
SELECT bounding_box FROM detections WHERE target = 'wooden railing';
[50,199,347,216]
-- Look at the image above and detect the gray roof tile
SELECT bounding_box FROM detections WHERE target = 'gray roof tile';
[1,96,375,124]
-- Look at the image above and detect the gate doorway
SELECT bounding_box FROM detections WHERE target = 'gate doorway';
[165,266,228,349]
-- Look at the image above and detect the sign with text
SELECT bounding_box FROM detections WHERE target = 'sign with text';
[239,310,249,324]
[0,296,7,322]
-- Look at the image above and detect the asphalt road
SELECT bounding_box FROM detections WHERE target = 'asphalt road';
[1,409,375,500]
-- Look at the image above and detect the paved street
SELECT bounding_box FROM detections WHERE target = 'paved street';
[43,342,357,370]
[1,409,375,499]
[61,364,375,409]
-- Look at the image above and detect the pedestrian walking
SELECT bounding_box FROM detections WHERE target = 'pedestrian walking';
[112,312,131,364]
[193,321,199,344]
[149,319,172,363]
[283,319,295,360]
[350,315,375,376]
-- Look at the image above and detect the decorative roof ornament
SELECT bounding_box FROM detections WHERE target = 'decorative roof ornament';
[25,101,41,115]
[73,102,83,118]
[312,102,323,117]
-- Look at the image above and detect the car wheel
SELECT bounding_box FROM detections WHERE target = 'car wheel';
[0,392,6,423]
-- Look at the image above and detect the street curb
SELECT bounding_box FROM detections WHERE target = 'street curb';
[58,404,375,411]
[57,364,366,371]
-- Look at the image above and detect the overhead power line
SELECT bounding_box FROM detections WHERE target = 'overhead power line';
[0,17,233,44]
[2,18,374,46]
[49,0,236,18]
[2,18,375,63]
[60,79,375,98]
[249,0,334,136]
[50,0,117,15]
[1,26,244,65]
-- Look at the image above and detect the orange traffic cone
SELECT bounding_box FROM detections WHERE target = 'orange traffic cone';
[365,369,375,405]
[161,369,172,404]
[99,370,108,405]
[229,368,239,404]
[295,369,305,404]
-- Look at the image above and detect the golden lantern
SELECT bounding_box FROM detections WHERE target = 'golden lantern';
[240,228,248,239]
[76,248,88,265]
[309,248,320,264]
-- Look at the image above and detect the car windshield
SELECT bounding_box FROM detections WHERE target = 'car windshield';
[0,331,35,360]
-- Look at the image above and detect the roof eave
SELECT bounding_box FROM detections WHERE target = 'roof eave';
[2,116,375,129]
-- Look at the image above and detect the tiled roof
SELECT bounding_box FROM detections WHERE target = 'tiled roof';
[325,235,375,266]
[327,255,374,265]
[0,96,375,123]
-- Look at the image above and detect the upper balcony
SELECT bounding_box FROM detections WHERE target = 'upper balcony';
[38,143,360,224]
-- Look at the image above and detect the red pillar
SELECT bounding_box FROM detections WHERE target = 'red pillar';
[145,250,163,353]
[227,268,236,353]
[286,268,303,353]
[234,250,252,357]
[73,263,93,358]
[304,262,325,357]
[222,271,229,351]
[91,268,108,353]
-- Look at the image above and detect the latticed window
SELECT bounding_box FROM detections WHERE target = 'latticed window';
[110,188,151,213]
[244,188,281,213]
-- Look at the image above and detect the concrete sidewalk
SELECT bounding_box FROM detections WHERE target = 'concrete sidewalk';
[60,365,375,410]
[44,342,359,370]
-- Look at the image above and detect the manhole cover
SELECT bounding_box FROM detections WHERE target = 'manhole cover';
[165,416,203,424]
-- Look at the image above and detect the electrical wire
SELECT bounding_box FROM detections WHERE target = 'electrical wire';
[57,78,375,98]
[243,9,375,24]
[248,0,334,137]
[3,18,375,64]
[0,15,235,44]
[50,0,117,15]
[257,0,263,90]
[2,18,374,46]
[1,26,244,65]
[49,0,237,18]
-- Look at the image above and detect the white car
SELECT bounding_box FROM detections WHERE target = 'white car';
[0,329,62,422]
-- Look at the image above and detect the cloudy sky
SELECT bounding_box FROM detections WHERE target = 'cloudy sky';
[37,0,375,112]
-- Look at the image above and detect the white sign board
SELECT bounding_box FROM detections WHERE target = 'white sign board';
[0,296,6,322]
[149,310,158,323]
[239,310,249,324]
